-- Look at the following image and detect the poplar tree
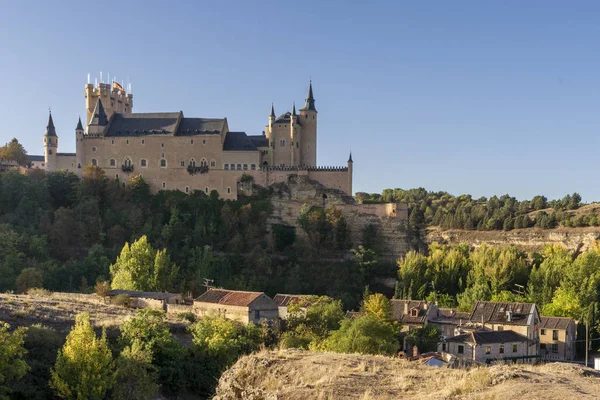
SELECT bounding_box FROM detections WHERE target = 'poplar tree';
[0,322,28,400]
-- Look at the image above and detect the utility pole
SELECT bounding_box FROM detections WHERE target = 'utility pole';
[202,278,214,293]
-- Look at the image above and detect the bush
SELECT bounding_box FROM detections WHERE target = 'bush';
[95,281,111,298]
[112,294,130,307]
[321,315,400,356]
[177,312,197,323]
[26,288,52,297]
[16,268,44,294]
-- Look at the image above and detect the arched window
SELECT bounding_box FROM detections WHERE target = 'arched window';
[140,159,147,167]
[200,158,208,167]
[91,159,97,166]
[180,160,185,167]
[280,139,286,147]
[110,159,116,167]
[189,158,196,167]
[185,186,189,194]
[210,159,216,168]
[48,149,53,155]
[162,182,166,189]
[227,187,231,194]
[160,159,167,168]
[204,187,209,194]
[262,161,268,167]
[224,163,229,170]
[251,164,256,170]
[123,157,132,167]
[243,164,248,170]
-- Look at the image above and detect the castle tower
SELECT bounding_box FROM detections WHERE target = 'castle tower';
[87,98,109,136]
[268,104,275,166]
[75,116,85,174]
[85,81,133,124]
[290,103,298,165]
[347,152,353,196]
[44,112,58,171]
[298,80,317,166]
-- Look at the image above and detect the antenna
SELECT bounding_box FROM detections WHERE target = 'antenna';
[202,278,214,293]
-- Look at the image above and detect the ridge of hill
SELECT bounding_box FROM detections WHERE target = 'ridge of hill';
[213,349,600,400]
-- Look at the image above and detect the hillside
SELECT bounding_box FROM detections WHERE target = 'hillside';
[213,349,600,400]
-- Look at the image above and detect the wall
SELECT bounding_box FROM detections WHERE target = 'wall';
[55,155,76,172]
[193,302,250,324]
[540,323,576,361]
[473,341,529,362]
[167,303,194,315]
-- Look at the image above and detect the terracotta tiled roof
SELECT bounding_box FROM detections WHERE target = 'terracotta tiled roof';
[195,289,265,307]
[540,316,574,330]
[391,300,431,324]
[469,301,535,326]
[273,294,313,307]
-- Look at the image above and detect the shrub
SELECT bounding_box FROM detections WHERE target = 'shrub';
[321,315,400,356]
[112,294,130,307]
[16,268,44,294]
[26,288,52,297]
[177,312,197,323]
[95,281,111,298]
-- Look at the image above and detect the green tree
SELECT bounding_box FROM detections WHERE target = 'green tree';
[0,138,29,166]
[111,340,158,400]
[16,267,44,293]
[50,313,115,400]
[362,293,392,321]
[0,322,29,399]
[322,315,399,355]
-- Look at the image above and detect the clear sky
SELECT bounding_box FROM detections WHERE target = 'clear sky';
[1,1,600,201]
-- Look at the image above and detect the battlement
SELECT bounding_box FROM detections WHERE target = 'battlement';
[261,165,348,172]
[85,80,134,125]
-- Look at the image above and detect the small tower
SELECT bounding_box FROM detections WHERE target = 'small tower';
[87,98,109,136]
[75,116,85,175]
[347,152,353,196]
[299,80,318,166]
[44,112,58,171]
[290,102,298,165]
[267,103,275,166]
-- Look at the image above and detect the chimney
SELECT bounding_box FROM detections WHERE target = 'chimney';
[506,311,512,322]
[412,345,419,358]
[423,303,428,310]
[404,303,409,315]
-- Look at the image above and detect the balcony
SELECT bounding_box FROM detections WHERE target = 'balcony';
[187,165,209,175]
[121,164,134,173]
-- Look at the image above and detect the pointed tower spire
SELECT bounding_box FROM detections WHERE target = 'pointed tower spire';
[76,116,84,130]
[270,103,276,118]
[45,112,57,137]
[348,152,353,163]
[301,80,316,111]
[292,102,297,116]
[90,98,108,125]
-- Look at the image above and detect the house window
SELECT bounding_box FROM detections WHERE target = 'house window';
[111,139,115,144]
[512,344,518,353]
[92,147,97,152]
[126,139,129,144]
[110,159,116,167]
[499,345,504,354]
[280,139,286,147]
[210,159,216,168]
[202,139,206,145]
[161,143,164,148]
[224,164,229,170]
[551,344,558,353]
[141,159,147,167]
[541,329,546,335]
[552,330,558,340]
[457,345,464,354]
[410,309,417,317]
[485,346,491,355]
[162,182,166,189]
[254,310,260,320]
[251,164,256,170]
[237,164,241,170]
[442,343,446,352]
[185,186,189,194]
[160,159,167,168]
[540,344,547,350]
[91,159,97,166]
[227,187,231,194]
[243,164,248,170]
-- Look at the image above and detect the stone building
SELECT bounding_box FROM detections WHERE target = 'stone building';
[439,330,533,364]
[106,289,182,311]
[31,80,353,199]
[193,288,279,324]
[390,300,439,332]
[539,316,577,361]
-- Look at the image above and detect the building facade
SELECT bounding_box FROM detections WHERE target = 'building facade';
[439,330,532,364]
[539,316,577,361]
[193,288,279,324]
[32,80,353,199]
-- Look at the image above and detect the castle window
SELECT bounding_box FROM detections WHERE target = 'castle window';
[185,186,189,194]
[227,187,231,194]
[160,159,167,168]
[210,159,216,168]
[141,139,145,145]
[48,149,53,155]
[237,164,242,170]
[141,159,147,167]
[205,187,209,194]
[162,182,166,189]
[313,115,315,120]
[161,143,164,148]
[92,147,97,152]
[296,142,299,148]
[162,153,165,158]
[189,159,196,167]
[251,164,256,170]
[243,164,248,170]
[200,158,207,167]
[115,174,119,180]
[280,139,286,147]
[202,139,206,145]
[110,159,116,167]
[123,157,132,167]
[126,139,129,144]
[112,139,115,144]
[191,139,194,144]
[91,159,97,166]
[77,163,81,168]
[224,164,229,170]
[180,160,185,167]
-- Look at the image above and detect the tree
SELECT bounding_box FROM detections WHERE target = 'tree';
[111,340,158,400]
[0,138,29,166]
[50,313,116,400]
[322,315,399,355]
[0,322,29,399]
[16,267,44,293]
[362,293,392,321]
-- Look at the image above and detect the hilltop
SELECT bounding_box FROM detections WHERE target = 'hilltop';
[214,349,600,400]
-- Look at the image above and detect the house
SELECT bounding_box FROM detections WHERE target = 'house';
[539,316,577,361]
[464,301,540,356]
[439,330,533,364]
[194,289,278,324]
[107,289,182,311]
[273,294,314,319]
[427,308,471,338]
[390,300,439,332]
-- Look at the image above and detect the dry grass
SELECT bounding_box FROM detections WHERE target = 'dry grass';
[213,349,600,400]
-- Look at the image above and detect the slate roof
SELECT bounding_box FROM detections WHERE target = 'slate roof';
[106,112,180,136]
[90,99,109,126]
[195,289,266,307]
[108,289,180,300]
[430,308,471,324]
[29,155,44,162]
[45,113,57,137]
[540,316,574,330]
[57,152,76,157]
[274,112,292,123]
[248,135,268,148]
[76,117,84,131]
[178,117,226,135]
[300,81,316,112]
[391,300,431,324]
[469,301,535,326]
[223,131,258,151]
[445,330,530,345]
[273,294,313,307]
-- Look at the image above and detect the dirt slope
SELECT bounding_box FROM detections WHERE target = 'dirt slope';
[213,349,600,400]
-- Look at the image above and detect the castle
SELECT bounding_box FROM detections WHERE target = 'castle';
[31,80,353,199]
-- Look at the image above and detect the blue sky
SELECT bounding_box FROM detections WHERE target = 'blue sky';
[2,1,600,200]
